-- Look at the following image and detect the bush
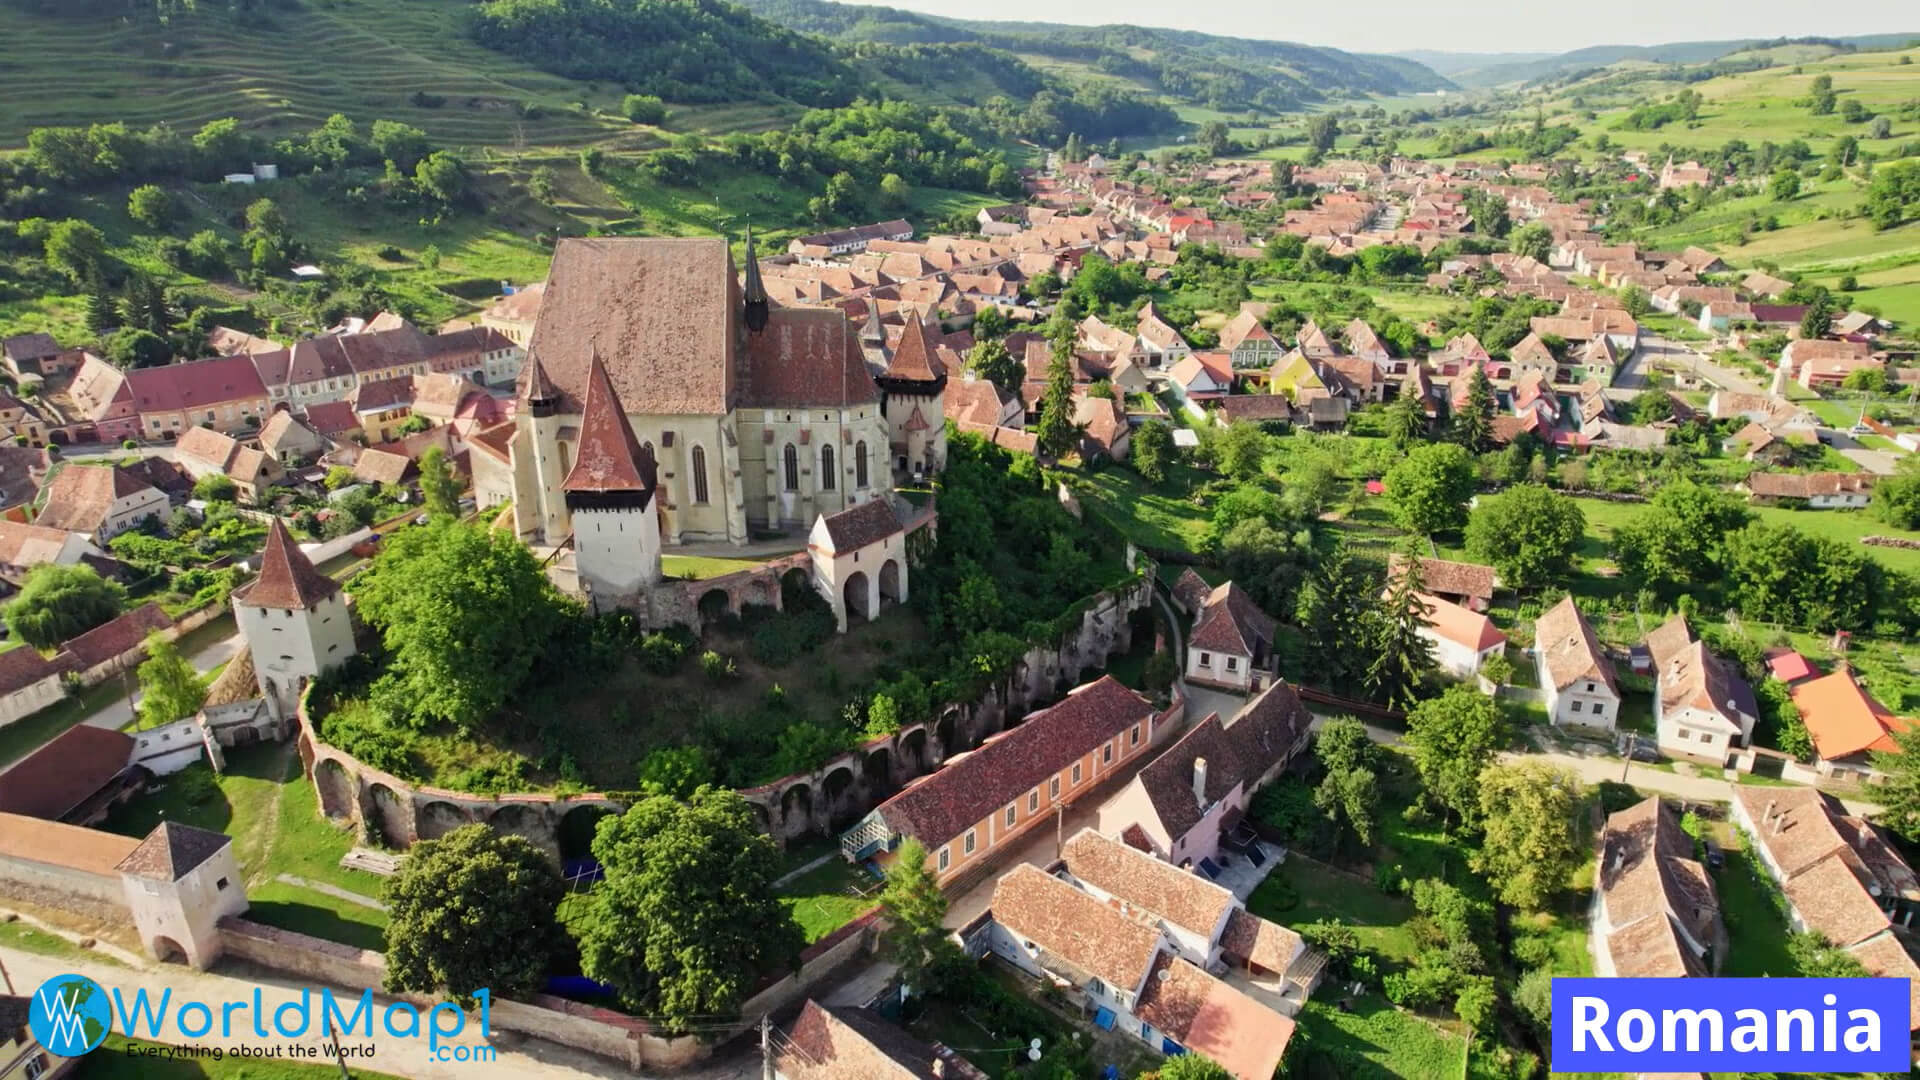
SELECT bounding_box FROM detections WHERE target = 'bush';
[637,629,693,675]
[121,438,138,450]
[700,649,736,682]
[622,94,669,125]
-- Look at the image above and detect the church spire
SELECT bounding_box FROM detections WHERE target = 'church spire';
[525,353,560,418]
[562,352,657,503]
[742,227,769,334]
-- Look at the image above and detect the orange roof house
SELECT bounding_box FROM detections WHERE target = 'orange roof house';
[1791,669,1910,772]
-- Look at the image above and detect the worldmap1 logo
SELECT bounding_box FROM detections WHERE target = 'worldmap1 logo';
[29,974,113,1058]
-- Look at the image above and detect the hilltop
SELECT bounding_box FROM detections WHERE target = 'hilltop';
[1405,33,1919,88]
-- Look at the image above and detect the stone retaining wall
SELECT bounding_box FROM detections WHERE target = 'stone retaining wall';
[298,575,1156,856]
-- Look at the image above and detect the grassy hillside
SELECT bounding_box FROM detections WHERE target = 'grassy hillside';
[0,0,644,150]
[1441,33,1919,88]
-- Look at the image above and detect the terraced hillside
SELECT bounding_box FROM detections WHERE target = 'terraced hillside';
[0,0,633,148]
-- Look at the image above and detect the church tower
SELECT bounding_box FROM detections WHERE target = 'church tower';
[520,354,571,543]
[876,314,948,482]
[563,353,663,612]
[232,518,356,719]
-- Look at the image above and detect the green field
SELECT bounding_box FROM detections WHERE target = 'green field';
[1567,495,1920,576]
[81,1036,404,1080]
[774,859,879,943]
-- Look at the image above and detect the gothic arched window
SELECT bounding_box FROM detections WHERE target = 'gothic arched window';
[855,441,869,489]
[690,446,709,504]
[783,444,798,491]
[820,444,837,492]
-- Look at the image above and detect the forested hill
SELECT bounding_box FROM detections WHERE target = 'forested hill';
[736,0,1452,111]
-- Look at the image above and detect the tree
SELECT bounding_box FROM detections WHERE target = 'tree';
[1770,169,1802,201]
[191,473,238,502]
[351,522,576,730]
[418,446,462,520]
[1295,543,1375,693]
[878,838,959,993]
[1132,420,1174,485]
[134,633,207,730]
[1800,302,1833,340]
[1450,366,1496,451]
[1870,116,1893,140]
[1032,332,1080,459]
[1213,422,1270,482]
[324,464,357,491]
[1306,114,1339,153]
[637,746,713,798]
[127,184,173,230]
[1385,391,1426,449]
[1404,685,1509,826]
[1842,366,1888,393]
[1472,763,1583,910]
[1864,160,1920,230]
[44,219,109,285]
[1618,284,1651,317]
[1873,723,1920,841]
[1314,718,1381,849]
[965,339,1020,397]
[527,166,557,204]
[1149,1055,1232,1080]
[1508,222,1552,263]
[622,94,668,124]
[384,824,566,1005]
[1369,545,1436,708]
[1611,480,1752,595]
[370,120,431,171]
[1873,458,1920,530]
[1787,932,1870,978]
[1465,484,1585,593]
[414,151,468,205]
[84,291,119,336]
[878,173,911,209]
[970,305,1009,342]
[105,327,171,369]
[1384,442,1475,535]
[4,563,125,650]
[579,789,803,1028]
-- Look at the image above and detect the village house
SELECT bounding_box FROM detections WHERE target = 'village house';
[1185,582,1277,692]
[1390,555,1497,612]
[943,374,1023,431]
[839,677,1171,889]
[1072,394,1131,463]
[1785,339,1883,391]
[206,326,280,357]
[772,1000,987,1080]
[479,283,545,347]
[257,410,332,466]
[1740,471,1874,508]
[982,852,1298,1080]
[0,644,73,728]
[1411,592,1507,680]
[172,426,283,504]
[125,354,271,437]
[0,519,102,580]
[1220,306,1281,369]
[1535,596,1622,730]
[1590,796,1726,978]
[1165,352,1233,408]
[1097,681,1313,870]
[1658,158,1714,190]
[1,333,71,380]
[1642,616,1756,766]
[33,464,168,543]
[67,353,139,444]
[1731,786,1920,1033]
[1135,302,1192,368]
[1789,669,1911,783]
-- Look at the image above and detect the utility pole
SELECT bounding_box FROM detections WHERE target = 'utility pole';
[0,953,13,994]
[760,1014,775,1080]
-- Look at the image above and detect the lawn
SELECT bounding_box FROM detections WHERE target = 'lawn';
[774,858,880,944]
[1566,495,1920,576]
[1290,996,1468,1079]
[0,917,128,967]
[101,742,391,952]
[80,1036,404,1080]
[660,553,794,581]
[1249,859,1422,965]
[1715,844,1799,979]
[1063,466,1213,552]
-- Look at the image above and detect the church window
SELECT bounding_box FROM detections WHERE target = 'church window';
[820,445,836,491]
[691,446,709,504]
[855,442,869,488]
[783,444,799,491]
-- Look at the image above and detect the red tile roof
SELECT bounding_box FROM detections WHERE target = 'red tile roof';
[1133,953,1293,1080]
[34,465,159,534]
[816,499,901,554]
[0,725,134,820]
[777,1000,986,1080]
[882,316,946,384]
[302,401,360,436]
[0,642,71,696]
[1131,682,1310,843]
[1791,669,1909,761]
[1061,828,1235,939]
[1536,596,1618,696]
[877,677,1154,849]
[57,601,172,670]
[116,822,232,881]
[740,307,880,409]
[124,354,268,412]
[1189,581,1275,658]
[988,863,1164,990]
[562,356,658,496]
[234,517,340,610]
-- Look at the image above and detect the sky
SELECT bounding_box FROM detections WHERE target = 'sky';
[874,0,1916,56]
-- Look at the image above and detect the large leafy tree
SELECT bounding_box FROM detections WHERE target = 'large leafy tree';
[878,838,960,992]
[579,789,803,1029]
[965,338,1022,397]
[1131,420,1174,485]
[1465,484,1586,593]
[1404,685,1509,827]
[1873,458,1920,531]
[4,563,125,649]
[384,824,567,1005]
[1213,422,1270,482]
[1472,763,1583,910]
[351,522,576,730]
[1872,724,1920,841]
[1150,1055,1233,1080]
[1217,518,1315,622]
[1610,481,1753,595]
[1368,546,1436,707]
[1313,718,1382,850]
[1723,523,1878,632]
[1385,391,1426,449]
[1384,442,1475,535]
[135,633,207,730]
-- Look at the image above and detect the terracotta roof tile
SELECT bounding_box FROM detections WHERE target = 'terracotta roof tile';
[1061,829,1234,938]
[1745,472,1874,499]
[778,1000,986,1080]
[115,821,231,881]
[0,725,133,819]
[989,863,1163,990]
[302,401,360,435]
[0,520,84,569]
[882,317,946,384]
[1535,596,1617,696]
[562,355,658,496]
[35,465,160,534]
[877,677,1154,849]
[233,518,339,610]
[1132,683,1310,843]
[1791,670,1908,760]
[1414,593,1505,652]
[1844,934,1920,1030]
[1388,555,1495,602]
[1189,581,1275,658]
[58,601,172,670]
[1133,953,1293,1080]
[741,307,880,409]
[817,499,901,554]
[1219,907,1301,973]
[125,354,268,412]
[0,812,140,875]
[353,449,412,487]
[0,641,70,696]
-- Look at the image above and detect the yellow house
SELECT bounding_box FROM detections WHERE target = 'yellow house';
[1266,349,1326,401]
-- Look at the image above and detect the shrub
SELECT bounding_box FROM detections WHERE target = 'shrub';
[700,649,736,682]
[637,629,693,675]
[121,438,138,450]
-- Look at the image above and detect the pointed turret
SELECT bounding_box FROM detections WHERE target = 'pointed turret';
[235,518,339,610]
[879,314,946,387]
[742,227,770,334]
[563,353,657,508]
[525,353,560,418]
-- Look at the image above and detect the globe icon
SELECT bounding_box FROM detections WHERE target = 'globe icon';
[28,974,112,1057]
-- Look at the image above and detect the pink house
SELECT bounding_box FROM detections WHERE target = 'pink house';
[1096,681,1312,870]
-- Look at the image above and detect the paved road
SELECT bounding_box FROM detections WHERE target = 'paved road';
[0,945,768,1080]
[1640,334,1767,395]
[79,632,244,732]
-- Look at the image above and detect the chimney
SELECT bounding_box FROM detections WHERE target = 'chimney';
[1772,809,1788,836]
[1763,799,1776,827]
[1192,757,1208,807]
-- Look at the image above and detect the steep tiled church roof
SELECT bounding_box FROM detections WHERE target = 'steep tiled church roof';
[234,518,339,610]
[562,355,657,495]
[882,316,946,384]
